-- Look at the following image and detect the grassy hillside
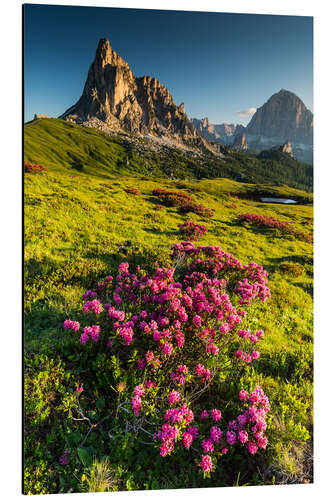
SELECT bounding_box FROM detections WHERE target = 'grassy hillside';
[24,118,313,191]
[24,154,313,493]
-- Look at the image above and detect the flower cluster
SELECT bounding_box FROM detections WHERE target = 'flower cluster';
[238,213,312,243]
[170,241,270,305]
[24,161,48,173]
[196,386,270,475]
[153,188,214,218]
[63,241,271,477]
[178,221,208,241]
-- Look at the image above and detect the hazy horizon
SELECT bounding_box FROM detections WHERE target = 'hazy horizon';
[24,5,313,125]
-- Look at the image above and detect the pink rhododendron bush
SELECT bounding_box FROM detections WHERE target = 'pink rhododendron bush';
[178,221,208,241]
[64,241,271,477]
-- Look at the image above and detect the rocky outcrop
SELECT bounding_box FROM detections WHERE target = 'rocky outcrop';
[280,140,294,157]
[34,113,49,120]
[258,140,296,161]
[232,133,248,151]
[191,118,246,145]
[60,38,204,146]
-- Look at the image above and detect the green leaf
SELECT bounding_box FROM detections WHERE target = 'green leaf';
[96,396,105,409]
[77,447,92,467]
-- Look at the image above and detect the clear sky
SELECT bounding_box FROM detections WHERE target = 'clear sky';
[24,4,313,125]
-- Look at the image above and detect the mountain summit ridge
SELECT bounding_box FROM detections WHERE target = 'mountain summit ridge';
[60,38,203,147]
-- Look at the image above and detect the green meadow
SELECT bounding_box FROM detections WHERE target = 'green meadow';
[24,119,313,494]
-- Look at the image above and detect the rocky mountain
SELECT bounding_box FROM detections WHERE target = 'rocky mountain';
[279,140,294,157]
[245,89,313,162]
[60,38,204,148]
[191,90,313,163]
[232,133,248,151]
[191,118,245,145]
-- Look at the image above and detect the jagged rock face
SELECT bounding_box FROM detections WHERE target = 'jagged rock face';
[191,118,245,145]
[34,113,49,120]
[246,89,313,146]
[280,140,294,156]
[232,133,248,151]
[60,38,202,145]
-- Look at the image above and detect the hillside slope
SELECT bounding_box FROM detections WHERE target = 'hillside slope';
[24,165,313,493]
[24,118,313,191]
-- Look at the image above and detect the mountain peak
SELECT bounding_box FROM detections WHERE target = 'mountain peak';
[94,37,129,70]
[60,38,203,146]
[246,89,313,147]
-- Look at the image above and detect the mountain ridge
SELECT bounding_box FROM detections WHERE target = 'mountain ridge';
[191,89,313,163]
[60,38,206,149]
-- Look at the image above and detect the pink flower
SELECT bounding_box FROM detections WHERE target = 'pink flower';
[90,325,100,342]
[145,380,156,389]
[163,342,173,356]
[168,390,181,405]
[182,432,193,449]
[239,390,248,401]
[251,351,260,360]
[226,431,237,445]
[80,332,89,345]
[202,439,214,453]
[237,414,248,428]
[199,455,213,473]
[118,262,129,273]
[76,386,83,394]
[210,426,222,442]
[91,300,103,314]
[193,315,202,327]
[247,440,258,454]
[221,447,228,455]
[63,320,80,331]
[196,364,205,376]
[131,395,142,416]
[211,409,222,422]
[200,410,209,420]
[160,439,174,457]
[134,385,145,397]
[238,430,248,444]
[145,351,154,362]
[257,435,268,449]
[63,319,73,329]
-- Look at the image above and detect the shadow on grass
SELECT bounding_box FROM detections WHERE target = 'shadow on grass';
[265,255,313,277]
[293,281,313,297]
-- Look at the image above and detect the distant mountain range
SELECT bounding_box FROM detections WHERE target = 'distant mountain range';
[59,38,313,164]
[191,90,313,163]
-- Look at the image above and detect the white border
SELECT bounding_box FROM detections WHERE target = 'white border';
[1,0,332,498]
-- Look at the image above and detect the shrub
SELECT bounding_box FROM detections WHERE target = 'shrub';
[63,242,271,478]
[125,187,141,195]
[153,188,214,218]
[238,213,312,243]
[24,161,48,173]
[178,221,207,241]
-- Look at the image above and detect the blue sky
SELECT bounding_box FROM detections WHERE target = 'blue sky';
[24,5,313,125]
